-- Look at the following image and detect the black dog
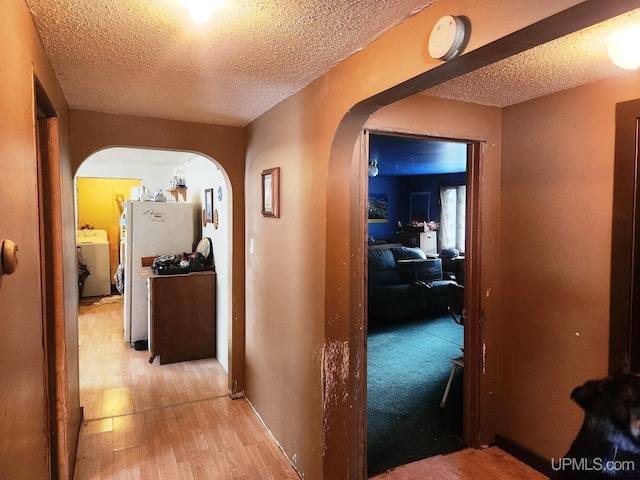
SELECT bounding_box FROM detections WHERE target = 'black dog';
[552,374,640,479]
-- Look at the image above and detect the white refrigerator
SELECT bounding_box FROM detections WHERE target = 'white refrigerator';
[123,200,195,345]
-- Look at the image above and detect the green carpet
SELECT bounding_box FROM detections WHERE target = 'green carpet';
[367,314,466,476]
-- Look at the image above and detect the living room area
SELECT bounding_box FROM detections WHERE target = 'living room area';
[366,131,468,476]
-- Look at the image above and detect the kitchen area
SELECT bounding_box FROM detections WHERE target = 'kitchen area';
[75,147,232,371]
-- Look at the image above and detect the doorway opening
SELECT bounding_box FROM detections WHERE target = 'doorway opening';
[364,129,479,475]
[74,146,234,422]
[610,97,640,373]
[35,77,59,480]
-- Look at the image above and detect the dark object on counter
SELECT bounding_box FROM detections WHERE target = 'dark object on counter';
[152,237,214,275]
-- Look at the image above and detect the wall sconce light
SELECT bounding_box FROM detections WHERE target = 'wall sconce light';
[607,25,640,70]
[368,160,379,178]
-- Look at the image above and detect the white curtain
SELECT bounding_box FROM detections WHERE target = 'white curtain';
[439,185,466,253]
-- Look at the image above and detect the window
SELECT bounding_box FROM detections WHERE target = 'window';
[440,184,466,253]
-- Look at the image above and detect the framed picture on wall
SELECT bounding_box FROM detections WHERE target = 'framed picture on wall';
[410,192,430,223]
[368,193,388,223]
[261,167,280,218]
[205,188,214,223]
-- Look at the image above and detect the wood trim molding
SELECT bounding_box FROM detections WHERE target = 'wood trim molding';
[609,98,640,373]
[494,434,553,478]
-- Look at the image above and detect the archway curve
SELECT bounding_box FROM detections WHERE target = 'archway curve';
[69,110,246,396]
[75,146,234,377]
[322,2,636,477]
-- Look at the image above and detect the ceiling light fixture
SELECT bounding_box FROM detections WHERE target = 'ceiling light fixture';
[186,0,221,25]
[607,25,640,70]
[368,160,379,178]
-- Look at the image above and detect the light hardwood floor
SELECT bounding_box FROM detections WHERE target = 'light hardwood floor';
[78,302,229,420]
[74,300,548,479]
[74,301,300,479]
[370,447,548,480]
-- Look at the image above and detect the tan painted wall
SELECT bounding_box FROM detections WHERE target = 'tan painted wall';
[0,1,79,478]
[244,1,604,478]
[3,0,634,478]
[498,72,640,460]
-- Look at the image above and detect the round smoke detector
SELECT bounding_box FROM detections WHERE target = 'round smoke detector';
[428,15,467,61]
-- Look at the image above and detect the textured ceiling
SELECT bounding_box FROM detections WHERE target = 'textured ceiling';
[26,0,435,127]
[424,8,640,107]
[25,2,640,129]
[370,134,466,176]
[80,147,199,169]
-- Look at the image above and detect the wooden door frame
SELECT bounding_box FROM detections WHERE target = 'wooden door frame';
[35,77,70,480]
[361,130,485,457]
[610,98,640,373]
[464,141,485,445]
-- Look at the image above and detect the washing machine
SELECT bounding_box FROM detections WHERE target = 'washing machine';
[77,229,111,297]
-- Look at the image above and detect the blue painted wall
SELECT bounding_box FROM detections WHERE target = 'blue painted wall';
[368,172,466,242]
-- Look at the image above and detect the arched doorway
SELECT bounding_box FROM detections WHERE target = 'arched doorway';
[74,146,235,420]
[68,110,247,400]
[322,3,635,477]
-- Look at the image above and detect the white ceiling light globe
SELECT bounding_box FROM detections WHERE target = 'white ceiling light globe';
[187,0,224,25]
[607,25,640,71]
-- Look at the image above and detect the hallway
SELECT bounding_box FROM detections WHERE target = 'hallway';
[73,301,547,479]
[74,301,300,479]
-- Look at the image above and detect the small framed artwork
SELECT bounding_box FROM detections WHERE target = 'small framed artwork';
[261,167,280,218]
[204,188,214,224]
[368,193,388,223]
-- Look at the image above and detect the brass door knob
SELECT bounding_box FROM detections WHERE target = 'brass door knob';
[1,239,19,275]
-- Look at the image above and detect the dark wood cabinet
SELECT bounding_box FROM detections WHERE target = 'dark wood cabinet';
[148,271,216,365]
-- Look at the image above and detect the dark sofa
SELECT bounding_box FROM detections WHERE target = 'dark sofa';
[368,246,458,321]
